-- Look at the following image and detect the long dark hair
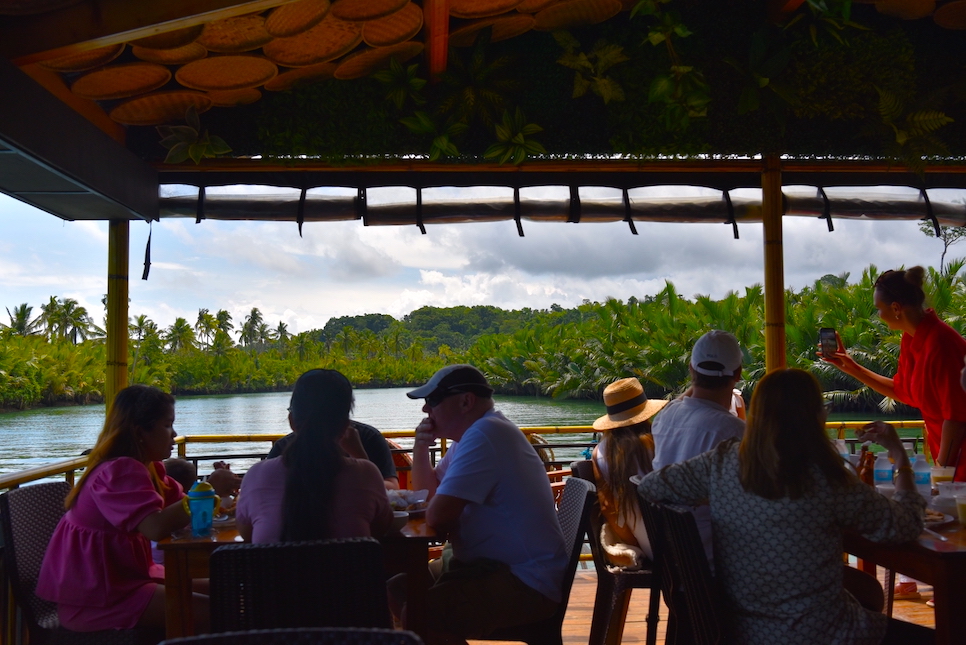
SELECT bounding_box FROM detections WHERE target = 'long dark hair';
[280,369,354,541]
[67,385,174,508]
[739,369,850,499]
[601,421,653,521]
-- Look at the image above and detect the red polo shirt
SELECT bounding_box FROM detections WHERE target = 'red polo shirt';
[893,310,966,480]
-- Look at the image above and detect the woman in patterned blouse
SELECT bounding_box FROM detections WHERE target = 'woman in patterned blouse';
[638,368,931,645]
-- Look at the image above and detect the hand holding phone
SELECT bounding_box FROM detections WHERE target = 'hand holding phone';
[819,327,837,358]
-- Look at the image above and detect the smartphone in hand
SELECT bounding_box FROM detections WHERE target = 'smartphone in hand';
[819,327,837,358]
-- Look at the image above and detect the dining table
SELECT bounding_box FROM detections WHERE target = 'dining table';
[157,520,241,639]
[844,519,966,645]
[157,516,440,640]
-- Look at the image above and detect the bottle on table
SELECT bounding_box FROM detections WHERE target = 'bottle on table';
[873,451,894,486]
[857,446,875,486]
[912,453,932,499]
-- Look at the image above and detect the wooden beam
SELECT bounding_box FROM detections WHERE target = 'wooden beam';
[105,219,129,411]
[761,154,787,372]
[19,64,124,144]
[424,0,451,81]
[3,0,297,65]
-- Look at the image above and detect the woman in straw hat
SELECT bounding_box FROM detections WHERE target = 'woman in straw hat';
[591,377,668,563]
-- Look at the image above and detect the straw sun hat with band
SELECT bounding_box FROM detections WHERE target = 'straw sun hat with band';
[593,377,668,431]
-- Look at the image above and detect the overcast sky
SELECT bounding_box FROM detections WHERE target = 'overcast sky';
[0,189,957,335]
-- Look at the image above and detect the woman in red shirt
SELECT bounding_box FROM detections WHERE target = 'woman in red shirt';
[825,266,966,481]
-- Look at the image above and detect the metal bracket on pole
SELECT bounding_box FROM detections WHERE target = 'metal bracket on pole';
[623,188,638,235]
[818,187,834,232]
[416,186,426,234]
[724,190,738,239]
[297,187,306,237]
[921,188,940,237]
[514,186,524,237]
[195,186,205,224]
[568,185,580,223]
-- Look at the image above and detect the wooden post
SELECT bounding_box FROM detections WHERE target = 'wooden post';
[762,155,787,372]
[105,219,129,410]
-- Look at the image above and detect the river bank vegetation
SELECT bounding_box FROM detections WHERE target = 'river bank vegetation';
[2,263,964,415]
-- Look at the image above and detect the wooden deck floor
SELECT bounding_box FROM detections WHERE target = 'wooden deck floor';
[560,562,936,644]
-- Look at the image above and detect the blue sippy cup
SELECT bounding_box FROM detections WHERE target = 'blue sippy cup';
[187,481,217,537]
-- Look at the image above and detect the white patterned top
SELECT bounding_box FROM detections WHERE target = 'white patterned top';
[638,440,926,645]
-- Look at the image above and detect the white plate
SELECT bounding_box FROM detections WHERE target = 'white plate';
[925,513,954,529]
[213,514,231,523]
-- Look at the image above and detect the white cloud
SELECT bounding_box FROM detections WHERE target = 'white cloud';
[1,189,960,332]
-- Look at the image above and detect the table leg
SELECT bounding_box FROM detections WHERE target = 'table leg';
[164,550,195,639]
[930,562,966,645]
[401,541,433,638]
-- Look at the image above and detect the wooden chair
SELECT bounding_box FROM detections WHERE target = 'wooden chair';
[0,482,161,645]
[160,627,423,645]
[637,499,731,645]
[209,538,392,633]
[487,476,595,645]
[571,460,661,645]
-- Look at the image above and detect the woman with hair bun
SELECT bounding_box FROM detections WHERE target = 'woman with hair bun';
[825,266,966,482]
[235,369,392,543]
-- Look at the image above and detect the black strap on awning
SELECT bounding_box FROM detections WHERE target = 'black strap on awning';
[195,186,205,224]
[416,187,426,234]
[723,190,738,239]
[297,187,306,237]
[514,186,524,237]
[141,222,152,281]
[817,187,834,232]
[921,188,940,237]
[357,187,368,226]
[623,187,638,235]
[568,185,580,223]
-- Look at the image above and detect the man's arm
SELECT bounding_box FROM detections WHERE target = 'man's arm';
[426,493,468,538]
[411,418,440,495]
[938,419,966,467]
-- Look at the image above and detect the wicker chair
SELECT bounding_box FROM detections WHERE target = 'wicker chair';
[637,499,731,645]
[160,627,423,645]
[571,460,661,645]
[209,538,393,633]
[0,481,161,645]
[487,476,595,645]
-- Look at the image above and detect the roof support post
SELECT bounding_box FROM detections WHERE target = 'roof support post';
[762,155,787,372]
[106,219,129,412]
[425,0,450,80]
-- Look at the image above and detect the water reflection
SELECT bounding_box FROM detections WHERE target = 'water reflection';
[0,388,603,476]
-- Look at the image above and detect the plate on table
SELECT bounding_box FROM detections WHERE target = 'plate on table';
[406,507,426,517]
[924,512,954,529]
[213,513,232,523]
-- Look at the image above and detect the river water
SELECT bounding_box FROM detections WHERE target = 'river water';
[0,388,604,477]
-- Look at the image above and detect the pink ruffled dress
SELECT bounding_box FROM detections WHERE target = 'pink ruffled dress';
[36,457,183,631]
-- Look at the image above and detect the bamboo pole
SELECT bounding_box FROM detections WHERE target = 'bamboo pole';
[105,219,130,411]
[424,0,450,81]
[762,155,787,371]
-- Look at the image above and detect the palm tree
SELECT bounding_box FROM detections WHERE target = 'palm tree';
[215,309,234,336]
[165,317,196,353]
[38,296,61,340]
[57,298,94,344]
[4,304,41,337]
[129,314,157,376]
[195,308,217,351]
[240,308,263,347]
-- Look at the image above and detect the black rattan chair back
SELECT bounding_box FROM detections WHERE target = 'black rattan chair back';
[0,481,157,645]
[209,538,392,633]
[488,476,595,645]
[637,499,730,645]
[571,460,660,645]
[0,481,72,638]
[160,627,423,645]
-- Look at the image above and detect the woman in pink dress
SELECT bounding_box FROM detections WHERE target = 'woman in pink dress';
[236,369,391,543]
[36,385,208,633]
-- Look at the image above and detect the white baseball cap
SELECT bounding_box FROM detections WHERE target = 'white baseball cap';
[690,330,742,377]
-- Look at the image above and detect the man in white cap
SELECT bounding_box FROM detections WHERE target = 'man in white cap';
[649,330,746,563]
[401,364,567,641]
